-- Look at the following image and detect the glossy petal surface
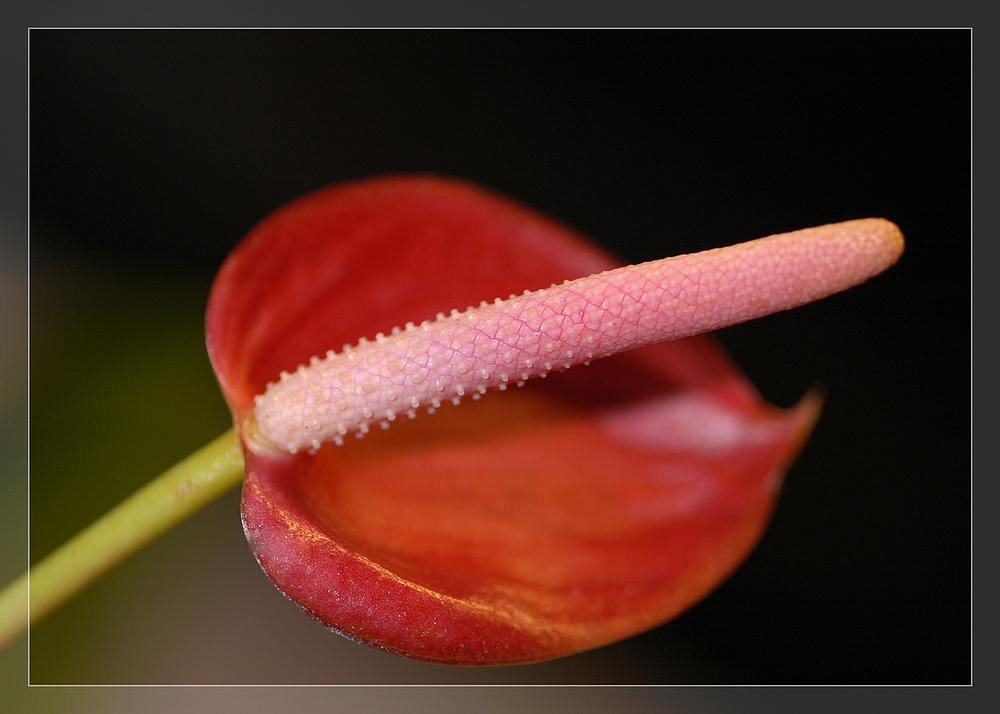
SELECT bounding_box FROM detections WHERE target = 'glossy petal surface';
[207,175,821,664]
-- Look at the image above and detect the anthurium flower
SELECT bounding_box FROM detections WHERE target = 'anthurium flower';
[205,174,903,665]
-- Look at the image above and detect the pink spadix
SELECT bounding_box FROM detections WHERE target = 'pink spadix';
[247,218,903,455]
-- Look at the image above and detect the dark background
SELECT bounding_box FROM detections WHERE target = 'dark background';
[24,29,969,686]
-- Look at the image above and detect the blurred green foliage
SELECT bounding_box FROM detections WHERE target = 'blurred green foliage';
[25,249,233,684]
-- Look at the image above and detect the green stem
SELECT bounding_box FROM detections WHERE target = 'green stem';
[0,428,245,652]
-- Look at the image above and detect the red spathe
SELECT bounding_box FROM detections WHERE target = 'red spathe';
[207,174,820,664]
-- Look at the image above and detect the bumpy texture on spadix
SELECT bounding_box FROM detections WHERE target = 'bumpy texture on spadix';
[249,219,903,455]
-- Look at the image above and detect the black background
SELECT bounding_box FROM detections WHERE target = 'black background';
[27,29,969,686]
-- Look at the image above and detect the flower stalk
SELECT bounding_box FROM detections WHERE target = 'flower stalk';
[0,429,244,651]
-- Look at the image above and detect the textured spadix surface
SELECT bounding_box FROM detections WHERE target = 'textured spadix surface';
[206,174,902,665]
[248,218,901,455]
